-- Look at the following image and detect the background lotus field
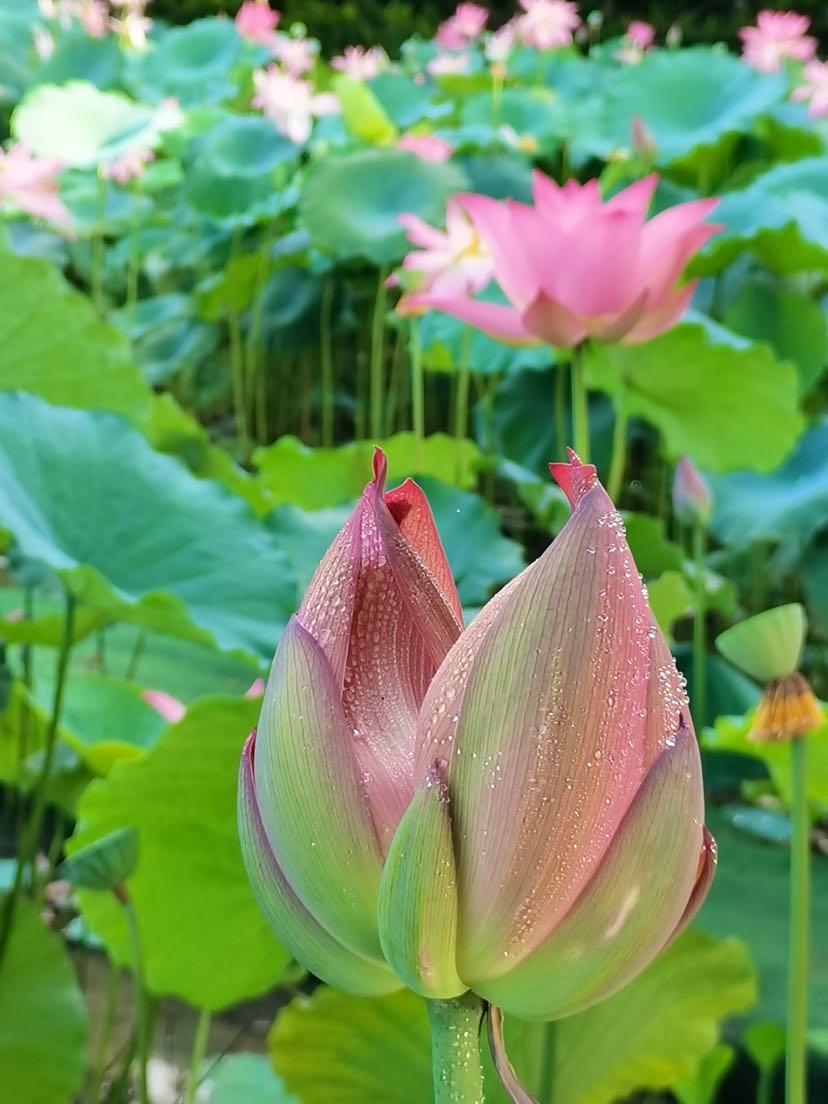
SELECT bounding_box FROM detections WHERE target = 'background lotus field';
[0,0,827,1102]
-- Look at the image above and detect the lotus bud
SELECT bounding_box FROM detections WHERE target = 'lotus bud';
[672,456,712,528]
[378,450,715,1020]
[238,450,463,995]
[717,605,822,743]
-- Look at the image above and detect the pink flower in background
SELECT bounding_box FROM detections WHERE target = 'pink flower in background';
[397,133,454,162]
[672,457,712,526]
[739,10,816,73]
[626,19,655,49]
[409,173,721,347]
[515,0,580,51]
[397,198,493,307]
[427,51,471,76]
[330,45,388,81]
[100,147,154,185]
[235,0,279,45]
[436,3,489,49]
[245,678,266,698]
[32,25,56,59]
[142,690,187,724]
[111,9,153,50]
[0,143,70,226]
[484,21,516,64]
[76,0,108,36]
[252,65,338,143]
[791,59,828,116]
[271,34,318,76]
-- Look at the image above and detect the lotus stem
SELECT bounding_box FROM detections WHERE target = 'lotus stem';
[91,174,107,316]
[0,591,76,970]
[554,362,567,457]
[411,319,425,444]
[370,267,389,440]
[692,521,707,731]
[786,735,811,1104]
[228,308,248,457]
[570,347,590,463]
[607,405,628,503]
[121,894,151,1104]
[184,1007,212,1104]
[454,326,473,480]
[427,993,486,1104]
[320,277,335,447]
[538,1022,556,1102]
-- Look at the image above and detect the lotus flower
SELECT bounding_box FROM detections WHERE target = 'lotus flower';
[739,10,816,74]
[515,0,580,51]
[408,172,721,347]
[0,142,70,226]
[436,3,489,49]
[234,0,280,45]
[331,45,388,81]
[397,133,454,163]
[238,451,463,993]
[672,456,712,527]
[252,65,339,144]
[271,34,318,76]
[792,59,828,117]
[378,452,715,1017]
[396,198,493,309]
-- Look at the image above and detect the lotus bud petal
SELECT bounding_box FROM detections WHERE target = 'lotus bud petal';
[672,456,712,527]
[238,451,462,992]
[716,603,807,684]
[378,760,465,999]
[409,450,713,1020]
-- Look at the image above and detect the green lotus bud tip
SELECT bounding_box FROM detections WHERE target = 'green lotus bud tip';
[716,603,807,684]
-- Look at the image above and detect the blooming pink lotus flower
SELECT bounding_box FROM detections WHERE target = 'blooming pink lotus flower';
[76,0,108,37]
[377,453,716,1016]
[739,10,816,74]
[271,34,317,76]
[484,21,516,65]
[100,147,154,185]
[397,132,454,162]
[436,2,489,49]
[672,457,712,527]
[252,65,339,144]
[238,451,463,992]
[515,0,581,51]
[142,690,186,725]
[235,0,280,45]
[408,172,721,347]
[792,59,828,117]
[427,51,471,77]
[396,198,493,313]
[331,44,388,81]
[616,18,655,63]
[0,143,70,226]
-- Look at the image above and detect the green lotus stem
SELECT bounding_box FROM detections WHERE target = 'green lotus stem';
[554,361,567,454]
[692,521,707,731]
[758,1066,774,1104]
[411,319,425,443]
[427,994,486,1104]
[786,735,811,1104]
[246,245,271,445]
[370,268,389,440]
[87,962,120,1104]
[492,70,503,127]
[454,326,473,479]
[0,592,76,970]
[229,309,248,456]
[91,174,107,316]
[320,277,335,447]
[538,1022,556,1102]
[184,1007,212,1104]
[570,346,590,463]
[607,405,628,503]
[121,895,151,1104]
[124,628,146,681]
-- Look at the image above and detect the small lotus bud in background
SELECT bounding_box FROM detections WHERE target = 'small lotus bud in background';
[631,115,657,164]
[672,456,712,527]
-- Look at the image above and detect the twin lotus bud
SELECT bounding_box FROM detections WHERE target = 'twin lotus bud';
[239,450,716,1018]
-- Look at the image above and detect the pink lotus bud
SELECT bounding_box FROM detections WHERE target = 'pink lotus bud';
[142,690,186,725]
[234,0,280,45]
[238,450,462,993]
[377,451,715,1015]
[631,116,657,163]
[408,172,722,348]
[672,456,712,527]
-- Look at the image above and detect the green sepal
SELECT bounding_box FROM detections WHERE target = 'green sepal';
[378,763,466,999]
[716,603,807,683]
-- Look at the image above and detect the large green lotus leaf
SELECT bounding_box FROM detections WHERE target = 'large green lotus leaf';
[704,706,828,811]
[0,395,295,660]
[709,418,828,551]
[723,282,828,393]
[698,809,828,1027]
[36,29,123,90]
[697,157,828,276]
[67,696,290,1009]
[196,113,297,178]
[803,536,828,636]
[266,504,351,598]
[300,150,468,265]
[623,513,684,577]
[0,899,88,1104]
[254,433,483,509]
[369,73,450,128]
[460,88,565,149]
[200,1055,296,1104]
[585,323,803,473]
[455,153,534,203]
[597,48,785,167]
[417,310,551,377]
[12,80,179,167]
[112,295,220,388]
[0,248,150,425]
[0,0,37,105]
[124,18,241,106]
[269,931,754,1104]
